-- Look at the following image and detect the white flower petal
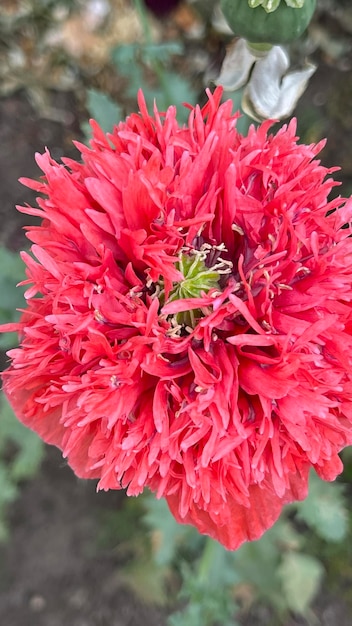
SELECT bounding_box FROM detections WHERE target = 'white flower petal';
[246,45,315,119]
[273,64,317,118]
[215,38,256,91]
[246,46,289,117]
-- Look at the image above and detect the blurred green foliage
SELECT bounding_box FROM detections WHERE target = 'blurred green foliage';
[82,89,123,137]
[0,394,44,542]
[0,247,26,350]
[109,474,349,625]
[0,0,76,38]
[82,39,198,132]
[294,473,348,543]
[111,41,197,122]
[0,247,44,541]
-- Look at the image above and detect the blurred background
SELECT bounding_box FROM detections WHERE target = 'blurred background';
[1,1,352,625]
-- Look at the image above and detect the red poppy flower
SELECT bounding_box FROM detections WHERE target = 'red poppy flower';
[3,88,352,550]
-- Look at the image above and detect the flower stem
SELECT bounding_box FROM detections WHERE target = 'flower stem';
[196,537,219,585]
[246,41,273,56]
[134,0,153,45]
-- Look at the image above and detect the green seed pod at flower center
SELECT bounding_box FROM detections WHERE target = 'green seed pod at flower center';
[220,0,316,44]
[166,245,232,329]
[173,252,220,298]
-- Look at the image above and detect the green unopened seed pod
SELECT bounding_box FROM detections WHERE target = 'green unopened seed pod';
[220,0,316,45]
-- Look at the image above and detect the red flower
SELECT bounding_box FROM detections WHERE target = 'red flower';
[3,88,352,550]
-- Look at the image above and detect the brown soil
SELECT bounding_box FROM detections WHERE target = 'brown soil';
[0,447,167,626]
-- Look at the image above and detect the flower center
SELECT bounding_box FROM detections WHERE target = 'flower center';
[166,244,233,330]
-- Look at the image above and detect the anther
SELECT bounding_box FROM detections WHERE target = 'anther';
[232,224,244,235]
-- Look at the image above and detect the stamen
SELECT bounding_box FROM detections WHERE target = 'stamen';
[145,240,234,331]
[277,283,293,291]
[232,223,244,235]
[94,309,106,323]
[295,266,310,274]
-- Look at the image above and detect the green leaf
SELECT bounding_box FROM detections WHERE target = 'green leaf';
[143,41,184,65]
[0,394,44,481]
[0,246,26,348]
[111,44,197,123]
[231,522,282,593]
[0,464,18,506]
[169,559,239,626]
[84,89,123,134]
[112,41,184,75]
[141,72,196,123]
[294,472,348,542]
[278,552,324,614]
[143,495,194,566]
[112,44,138,74]
[118,558,169,606]
[0,394,44,542]
[0,462,19,542]
[230,518,306,613]
[0,246,26,284]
